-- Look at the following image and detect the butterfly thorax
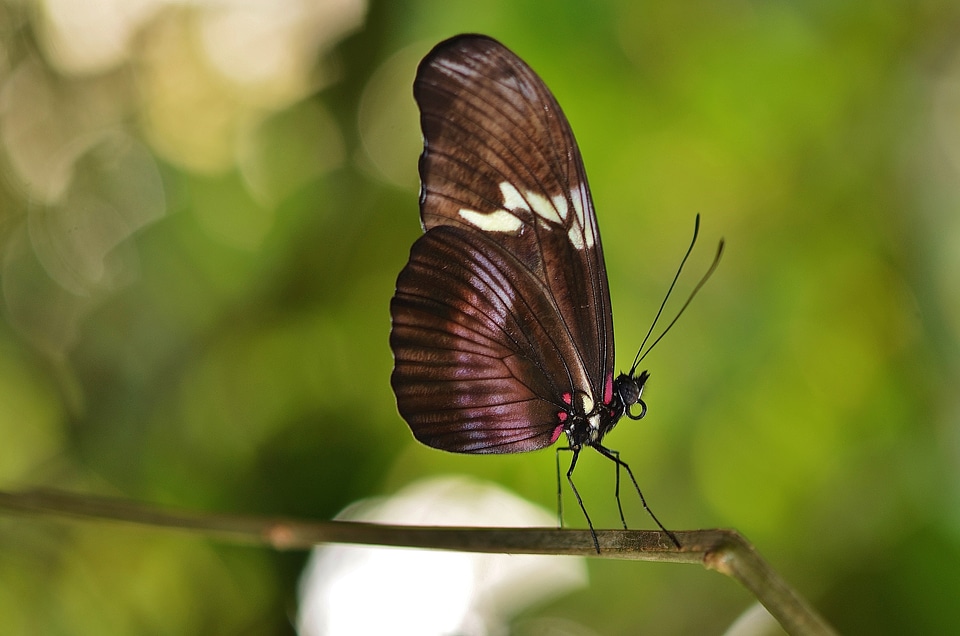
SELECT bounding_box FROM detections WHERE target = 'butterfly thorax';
[560,370,649,449]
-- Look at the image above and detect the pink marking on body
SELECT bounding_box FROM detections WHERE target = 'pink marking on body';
[550,424,564,443]
[557,411,568,422]
[604,373,614,404]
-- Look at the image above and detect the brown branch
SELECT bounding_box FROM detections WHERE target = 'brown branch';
[0,489,836,636]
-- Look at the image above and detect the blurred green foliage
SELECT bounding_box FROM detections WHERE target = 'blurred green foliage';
[1,0,959,633]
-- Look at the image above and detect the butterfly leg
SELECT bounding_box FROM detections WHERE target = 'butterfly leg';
[593,444,681,548]
[555,446,567,528]
[607,447,629,530]
[559,446,600,553]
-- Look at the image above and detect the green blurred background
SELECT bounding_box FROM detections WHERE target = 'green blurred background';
[1,0,958,633]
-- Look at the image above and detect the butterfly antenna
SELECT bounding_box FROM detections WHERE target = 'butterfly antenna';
[635,236,725,368]
[630,215,702,373]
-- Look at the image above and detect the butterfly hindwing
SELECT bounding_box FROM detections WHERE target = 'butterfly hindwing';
[392,226,576,452]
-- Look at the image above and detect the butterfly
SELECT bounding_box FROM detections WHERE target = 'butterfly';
[390,34,720,552]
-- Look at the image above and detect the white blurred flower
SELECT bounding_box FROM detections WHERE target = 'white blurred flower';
[298,477,588,636]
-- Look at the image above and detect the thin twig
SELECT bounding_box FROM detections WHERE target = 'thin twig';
[0,489,836,636]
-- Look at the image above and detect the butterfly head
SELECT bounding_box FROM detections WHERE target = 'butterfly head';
[614,369,650,421]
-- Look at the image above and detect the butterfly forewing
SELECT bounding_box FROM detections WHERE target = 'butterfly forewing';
[391,34,616,453]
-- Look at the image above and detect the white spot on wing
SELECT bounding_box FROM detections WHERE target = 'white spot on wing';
[552,194,569,220]
[526,191,563,224]
[570,187,586,227]
[456,182,593,251]
[499,182,527,212]
[458,208,523,233]
[569,186,594,249]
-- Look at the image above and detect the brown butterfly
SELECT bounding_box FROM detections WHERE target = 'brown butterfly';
[391,34,720,551]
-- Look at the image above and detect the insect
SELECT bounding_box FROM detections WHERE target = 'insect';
[390,34,721,552]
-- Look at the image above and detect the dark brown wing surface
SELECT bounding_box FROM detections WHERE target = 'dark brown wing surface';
[390,34,615,453]
[392,226,578,452]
